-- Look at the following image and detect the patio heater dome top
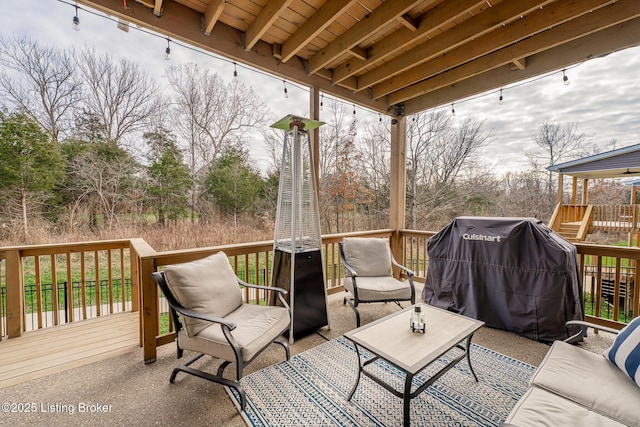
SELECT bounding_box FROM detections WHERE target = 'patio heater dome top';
[271,114,324,131]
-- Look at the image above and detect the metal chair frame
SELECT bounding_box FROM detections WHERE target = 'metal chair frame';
[152,271,290,410]
[338,241,416,327]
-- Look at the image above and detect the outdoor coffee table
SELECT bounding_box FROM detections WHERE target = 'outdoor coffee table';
[344,304,485,427]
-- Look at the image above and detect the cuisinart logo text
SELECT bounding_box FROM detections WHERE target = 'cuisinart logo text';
[462,233,501,242]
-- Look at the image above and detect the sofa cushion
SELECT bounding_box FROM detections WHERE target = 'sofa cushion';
[342,237,393,277]
[604,316,640,387]
[343,276,412,302]
[505,386,627,426]
[530,340,640,427]
[163,252,243,336]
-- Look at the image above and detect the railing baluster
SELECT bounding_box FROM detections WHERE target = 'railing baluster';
[94,250,100,317]
[108,249,114,314]
[81,251,87,320]
[66,253,73,323]
[51,254,58,326]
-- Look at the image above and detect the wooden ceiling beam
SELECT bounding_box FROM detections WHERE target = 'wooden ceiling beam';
[512,58,527,70]
[402,17,640,115]
[75,0,388,113]
[307,0,423,74]
[244,0,294,51]
[370,0,615,99]
[280,0,359,63]
[398,14,418,32]
[203,0,226,36]
[356,0,557,92]
[331,0,488,85]
[387,0,640,106]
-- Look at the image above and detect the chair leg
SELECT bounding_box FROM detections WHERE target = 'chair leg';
[344,298,361,327]
[171,364,247,409]
[274,336,290,360]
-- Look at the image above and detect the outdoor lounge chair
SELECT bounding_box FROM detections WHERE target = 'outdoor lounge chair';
[339,237,416,327]
[151,252,290,410]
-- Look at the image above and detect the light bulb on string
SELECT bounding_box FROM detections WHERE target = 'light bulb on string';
[499,88,504,105]
[451,103,456,116]
[283,80,288,98]
[353,105,356,115]
[233,62,238,81]
[164,38,171,60]
[320,94,324,111]
[72,5,80,31]
[562,69,570,86]
[379,113,382,122]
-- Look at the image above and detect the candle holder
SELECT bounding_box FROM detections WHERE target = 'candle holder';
[410,306,425,333]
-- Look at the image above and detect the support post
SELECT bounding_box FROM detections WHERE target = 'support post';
[310,86,320,196]
[390,116,406,276]
[141,257,158,363]
[5,249,24,338]
[557,173,564,204]
[582,179,589,205]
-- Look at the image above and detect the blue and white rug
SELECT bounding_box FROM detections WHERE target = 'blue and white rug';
[227,336,535,426]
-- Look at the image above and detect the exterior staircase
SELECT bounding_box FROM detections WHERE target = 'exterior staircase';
[557,222,581,242]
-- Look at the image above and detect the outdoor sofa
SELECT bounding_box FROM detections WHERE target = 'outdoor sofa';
[504,318,640,427]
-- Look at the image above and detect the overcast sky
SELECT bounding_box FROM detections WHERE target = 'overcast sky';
[2,0,640,176]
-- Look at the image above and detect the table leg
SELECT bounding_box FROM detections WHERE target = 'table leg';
[348,342,363,401]
[466,333,479,382]
[403,372,414,427]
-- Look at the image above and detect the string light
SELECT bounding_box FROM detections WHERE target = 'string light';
[283,80,288,98]
[233,62,238,80]
[164,38,171,60]
[451,103,455,115]
[72,4,80,31]
[353,104,356,115]
[499,88,503,104]
[57,0,584,123]
[379,113,382,122]
[320,94,324,111]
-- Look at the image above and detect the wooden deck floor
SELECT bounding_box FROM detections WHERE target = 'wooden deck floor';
[0,312,139,389]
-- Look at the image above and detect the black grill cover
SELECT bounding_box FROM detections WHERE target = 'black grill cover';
[422,217,584,342]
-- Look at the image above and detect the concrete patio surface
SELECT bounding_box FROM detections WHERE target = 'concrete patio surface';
[0,283,616,427]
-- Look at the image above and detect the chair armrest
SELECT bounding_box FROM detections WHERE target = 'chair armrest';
[564,320,620,343]
[173,306,236,331]
[341,257,358,277]
[238,279,288,296]
[391,257,414,277]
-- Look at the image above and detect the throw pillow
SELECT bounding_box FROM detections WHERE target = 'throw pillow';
[604,315,640,387]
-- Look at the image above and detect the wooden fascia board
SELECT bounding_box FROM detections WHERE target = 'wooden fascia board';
[331,0,488,84]
[280,0,359,63]
[203,0,226,36]
[356,0,555,91]
[75,0,388,113]
[388,0,640,105]
[244,0,294,51]
[402,17,640,115]
[307,0,423,74]
[369,0,615,99]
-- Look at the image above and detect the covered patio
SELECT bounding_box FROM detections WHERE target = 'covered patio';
[2,0,640,425]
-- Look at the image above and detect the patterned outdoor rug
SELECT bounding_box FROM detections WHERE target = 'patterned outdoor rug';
[227,336,535,426]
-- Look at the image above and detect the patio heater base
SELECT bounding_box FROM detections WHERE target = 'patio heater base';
[272,248,329,339]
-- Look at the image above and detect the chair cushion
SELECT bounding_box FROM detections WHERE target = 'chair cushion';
[530,340,640,427]
[505,386,627,426]
[604,316,640,387]
[342,237,393,277]
[163,252,243,336]
[178,303,290,362]
[344,276,412,302]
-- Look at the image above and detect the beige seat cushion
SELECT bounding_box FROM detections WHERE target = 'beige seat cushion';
[178,303,290,362]
[530,340,640,427]
[163,252,243,336]
[342,237,393,277]
[344,276,412,302]
[506,386,627,426]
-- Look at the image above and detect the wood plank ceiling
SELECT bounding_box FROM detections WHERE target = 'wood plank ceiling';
[78,0,640,116]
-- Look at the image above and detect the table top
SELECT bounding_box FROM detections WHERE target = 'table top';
[344,304,484,374]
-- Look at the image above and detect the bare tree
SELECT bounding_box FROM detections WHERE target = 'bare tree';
[406,113,491,229]
[165,63,271,221]
[0,35,80,144]
[73,46,160,147]
[528,120,593,204]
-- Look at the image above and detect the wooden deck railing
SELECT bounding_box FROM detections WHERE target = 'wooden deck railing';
[2,228,639,363]
[0,240,138,340]
[591,204,640,232]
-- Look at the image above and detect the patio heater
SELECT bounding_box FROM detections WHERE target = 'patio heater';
[270,115,329,342]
